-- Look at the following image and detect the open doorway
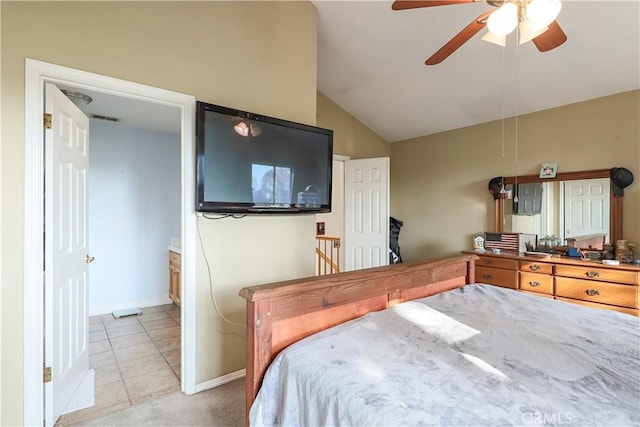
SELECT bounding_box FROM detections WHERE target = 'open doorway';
[54,83,182,423]
[24,59,197,427]
[315,155,390,274]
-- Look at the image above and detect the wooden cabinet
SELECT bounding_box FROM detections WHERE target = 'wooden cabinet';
[465,251,639,316]
[519,261,553,295]
[555,265,638,315]
[476,257,518,289]
[169,250,181,306]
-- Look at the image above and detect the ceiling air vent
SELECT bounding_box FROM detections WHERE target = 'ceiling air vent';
[90,114,120,123]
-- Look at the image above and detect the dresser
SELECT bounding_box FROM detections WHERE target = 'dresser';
[464,250,640,316]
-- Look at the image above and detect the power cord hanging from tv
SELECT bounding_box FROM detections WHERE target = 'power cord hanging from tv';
[196,215,245,330]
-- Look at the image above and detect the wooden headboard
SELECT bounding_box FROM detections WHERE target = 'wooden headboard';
[238,254,478,423]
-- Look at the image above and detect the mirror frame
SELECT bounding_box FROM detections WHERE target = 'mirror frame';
[494,169,623,243]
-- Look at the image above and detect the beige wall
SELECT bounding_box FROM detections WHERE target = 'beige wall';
[2,2,638,424]
[317,92,390,159]
[391,90,640,261]
[1,2,318,425]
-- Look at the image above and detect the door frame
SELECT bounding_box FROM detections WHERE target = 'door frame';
[24,58,197,426]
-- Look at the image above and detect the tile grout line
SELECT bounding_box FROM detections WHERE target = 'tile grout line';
[59,305,182,426]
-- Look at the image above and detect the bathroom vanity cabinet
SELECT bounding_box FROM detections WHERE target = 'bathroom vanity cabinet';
[169,250,181,306]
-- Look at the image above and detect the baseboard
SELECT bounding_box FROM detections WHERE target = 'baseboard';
[89,294,173,316]
[195,368,246,393]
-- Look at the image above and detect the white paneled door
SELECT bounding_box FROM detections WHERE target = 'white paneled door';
[44,83,91,425]
[344,157,389,271]
[564,178,610,241]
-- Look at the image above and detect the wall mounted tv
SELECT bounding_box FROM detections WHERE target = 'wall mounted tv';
[196,101,333,214]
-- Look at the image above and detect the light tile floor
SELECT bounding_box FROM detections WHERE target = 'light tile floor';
[56,303,181,426]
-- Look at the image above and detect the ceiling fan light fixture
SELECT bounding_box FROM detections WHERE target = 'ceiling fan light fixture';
[61,89,93,105]
[234,121,250,137]
[482,31,507,47]
[234,120,262,137]
[518,20,548,44]
[487,2,518,36]
[526,0,562,30]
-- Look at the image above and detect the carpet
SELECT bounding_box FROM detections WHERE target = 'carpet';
[62,369,95,414]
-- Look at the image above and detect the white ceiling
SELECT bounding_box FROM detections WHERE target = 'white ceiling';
[57,1,639,142]
[55,84,181,135]
[313,0,640,142]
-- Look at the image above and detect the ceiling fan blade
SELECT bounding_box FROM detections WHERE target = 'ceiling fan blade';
[532,20,567,52]
[392,0,480,11]
[425,10,492,65]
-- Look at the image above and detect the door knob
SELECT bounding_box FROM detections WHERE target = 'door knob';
[85,254,95,264]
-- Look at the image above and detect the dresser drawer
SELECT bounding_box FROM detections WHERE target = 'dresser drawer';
[555,265,638,285]
[476,256,518,270]
[476,266,517,289]
[519,261,553,275]
[519,272,553,295]
[555,277,638,309]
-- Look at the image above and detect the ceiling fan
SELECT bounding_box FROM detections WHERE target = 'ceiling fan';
[392,0,567,65]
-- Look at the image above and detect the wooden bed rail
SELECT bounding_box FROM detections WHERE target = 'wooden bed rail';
[239,254,478,424]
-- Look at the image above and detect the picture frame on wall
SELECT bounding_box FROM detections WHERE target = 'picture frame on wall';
[539,162,558,179]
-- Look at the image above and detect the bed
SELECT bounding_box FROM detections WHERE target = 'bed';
[239,255,640,426]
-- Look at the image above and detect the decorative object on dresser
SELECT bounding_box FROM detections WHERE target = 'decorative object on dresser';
[615,240,635,264]
[484,232,536,253]
[472,232,485,250]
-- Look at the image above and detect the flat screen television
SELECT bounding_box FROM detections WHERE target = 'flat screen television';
[196,101,333,214]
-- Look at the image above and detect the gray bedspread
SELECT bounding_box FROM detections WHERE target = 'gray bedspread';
[250,284,640,426]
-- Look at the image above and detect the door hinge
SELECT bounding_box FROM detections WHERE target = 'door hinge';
[43,366,52,383]
[43,113,52,129]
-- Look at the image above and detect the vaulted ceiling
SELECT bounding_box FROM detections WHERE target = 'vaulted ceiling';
[313,1,640,142]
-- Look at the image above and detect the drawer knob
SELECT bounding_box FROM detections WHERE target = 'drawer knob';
[483,274,493,280]
[586,270,600,278]
[530,264,541,271]
[483,260,493,265]
[585,289,600,296]
[528,281,541,287]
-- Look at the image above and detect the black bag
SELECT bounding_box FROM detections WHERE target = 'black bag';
[389,216,403,264]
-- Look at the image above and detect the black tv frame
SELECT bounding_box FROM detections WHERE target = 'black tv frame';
[195,101,333,214]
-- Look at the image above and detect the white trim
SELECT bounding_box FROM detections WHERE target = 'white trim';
[333,154,349,161]
[195,369,246,393]
[24,58,46,427]
[24,59,198,426]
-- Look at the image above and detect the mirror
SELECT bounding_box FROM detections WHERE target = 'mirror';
[494,169,623,248]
